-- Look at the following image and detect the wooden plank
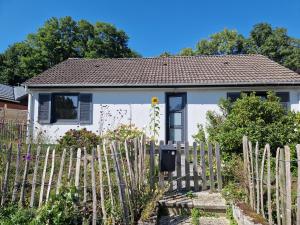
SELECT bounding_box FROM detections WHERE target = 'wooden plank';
[125,140,135,189]
[248,141,255,209]
[296,144,300,225]
[75,148,81,189]
[134,138,139,188]
[111,142,129,225]
[56,148,66,194]
[193,142,199,191]
[46,149,55,202]
[167,140,173,191]
[255,142,260,214]
[200,142,207,191]
[39,146,50,207]
[19,144,31,206]
[12,143,22,202]
[284,145,291,225]
[176,141,182,191]
[260,145,267,217]
[215,143,222,191]
[30,145,41,207]
[242,136,248,200]
[149,140,155,190]
[103,141,115,223]
[91,148,97,225]
[266,144,272,225]
[1,143,12,206]
[158,140,164,188]
[208,143,214,192]
[97,144,107,221]
[67,148,73,184]
[184,141,190,190]
[83,147,87,204]
[275,147,281,225]
[279,148,286,224]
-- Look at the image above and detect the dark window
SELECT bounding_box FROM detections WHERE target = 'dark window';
[53,94,79,121]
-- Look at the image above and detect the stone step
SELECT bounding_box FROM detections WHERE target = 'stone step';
[158,215,230,225]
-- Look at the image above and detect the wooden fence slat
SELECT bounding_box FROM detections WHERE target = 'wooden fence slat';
[284,145,291,225]
[158,140,164,188]
[46,149,55,202]
[67,148,73,185]
[167,140,173,191]
[275,147,281,225]
[75,148,81,189]
[200,142,207,191]
[193,142,199,191]
[19,144,31,206]
[12,143,21,202]
[1,143,12,206]
[56,148,66,194]
[30,145,41,207]
[83,147,87,204]
[39,146,50,207]
[103,141,115,223]
[97,145,107,221]
[91,148,97,225]
[125,140,135,189]
[208,143,214,192]
[184,141,190,190]
[176,141,182,191]
[215,143,222,191]
[248,141,255,209]
[134,138,139,188]
[149,140,155,190]
[260,145,267,217]
[111,142,129,225]
[266,144,272,225]
[255,142,260,214]
[296,144,300,225]
[279,148,286,224]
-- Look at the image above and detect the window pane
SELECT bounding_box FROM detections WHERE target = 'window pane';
[170,128,182,142]
[170,113,182,126]
[276,92,290,102]
[54,95,78,120]
[227,92,241,102]
[169,96,183,111]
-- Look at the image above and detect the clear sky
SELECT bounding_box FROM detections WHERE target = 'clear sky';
[0,0,299,57]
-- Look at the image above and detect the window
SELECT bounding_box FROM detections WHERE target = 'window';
[38,93,92,124]
[53,94,79,121]
[227,91,290,109]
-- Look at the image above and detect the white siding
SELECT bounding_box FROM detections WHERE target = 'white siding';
[28,87,300,144]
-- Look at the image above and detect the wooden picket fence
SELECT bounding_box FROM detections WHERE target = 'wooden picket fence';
[0,120,27,142]
[242,136,300,225]
[0,138,222,224]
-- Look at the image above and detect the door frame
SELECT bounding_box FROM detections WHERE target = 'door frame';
[165,92,187,143]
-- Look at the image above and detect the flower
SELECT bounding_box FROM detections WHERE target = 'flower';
[151,96,159,105]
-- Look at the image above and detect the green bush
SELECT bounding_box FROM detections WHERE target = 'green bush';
[206,92,300,154]
[104,124,144,142]
[57,128,100,151]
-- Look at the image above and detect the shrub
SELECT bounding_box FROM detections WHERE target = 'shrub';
[206,92,300,154]
[57,128,100,151]
[104,124,144,142]
[0,204,36,225]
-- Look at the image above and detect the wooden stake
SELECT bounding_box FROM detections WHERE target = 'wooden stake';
[67,148,73,185]
[208,143,214,192]
[149,140,155,190]
[248,141,255,209]
[266,144,272,225]
[91,148,97,225]
[275,147,281,225]
[279,148,286,224]
[30,145,41,207]
[46,149,55,202]
[176,141,182,191]
[75,148,81,189]
[19,144,31,206]
[193,142,199,191]
[12,143,22,202]
[200,142,207,191]
[39,146,50,207]
[125,140,135,189]
[255,142,260,214]
[215,143,222,191]
[56,148,66,194]
[83,147,87,204]
[185,141,190,190]
[284,145,291,225]
[97,145,107,221]
[296,144,300,225]
[1,143,12,206]
[260,144,267,217]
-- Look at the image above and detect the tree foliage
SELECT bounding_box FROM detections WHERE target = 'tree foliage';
[178,23,300,73]
[206,92,300,154]
[0,16,139,85]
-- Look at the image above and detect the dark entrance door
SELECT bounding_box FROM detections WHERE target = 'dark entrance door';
[166,93,187,143]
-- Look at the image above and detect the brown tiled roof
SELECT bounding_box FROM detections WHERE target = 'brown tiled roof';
[24,54,300,87]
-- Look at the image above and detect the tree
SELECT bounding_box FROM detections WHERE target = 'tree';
[179,48,195,56]
[206,92,300,154]
[0,16,139,85]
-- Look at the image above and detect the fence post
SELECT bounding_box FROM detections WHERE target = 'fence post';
[215,143,222,191]
[30,145,41,207]
[248,141,255,209]
[46,149,55,202]
[97,145,107,221]
[275,147,281,225]
[158,140,164,188]
[19,144,31,206]
[56,148,66,194]
[184,141,190,190]
[208,143,214,192]
[67,148,73,185]
[193,142,199,191]
[75,148,81,189]
[200,142,207,191]
[296,144,300,225]
[12,143,22,202]
[255,142,260,214]
[279,148,286,223]
[149,140,155,190]
[167,141,173,191]
[1,143,12,206]
[266,144,272,225]
[284,145,291,225]
[176,141,182,191]
[91,148,97,225]
[39,146,50,207]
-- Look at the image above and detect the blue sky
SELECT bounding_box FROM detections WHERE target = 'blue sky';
[0,0,299,57]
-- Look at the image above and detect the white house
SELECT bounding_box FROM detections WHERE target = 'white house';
[24,54,300,143]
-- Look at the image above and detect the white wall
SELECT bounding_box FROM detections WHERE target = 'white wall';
[28,87,300,144]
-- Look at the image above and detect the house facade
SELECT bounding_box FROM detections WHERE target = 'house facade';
[24,55,300,143]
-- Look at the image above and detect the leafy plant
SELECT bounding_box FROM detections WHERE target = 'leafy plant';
[192,124,206,144]
[186,191,196,199]
[150,96,160,142]
[104,124,144,142]
[191,208,201,225]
